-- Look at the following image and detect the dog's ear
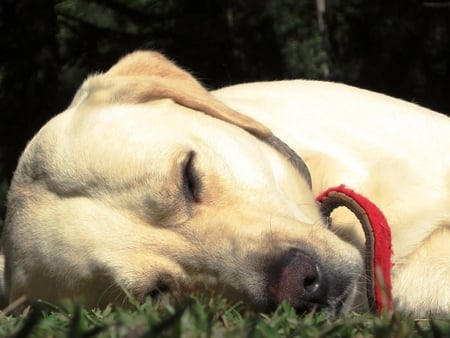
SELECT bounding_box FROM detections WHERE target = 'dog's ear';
[71,51,271,138]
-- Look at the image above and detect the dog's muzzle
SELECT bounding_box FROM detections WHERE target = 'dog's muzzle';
[261,134,393,315]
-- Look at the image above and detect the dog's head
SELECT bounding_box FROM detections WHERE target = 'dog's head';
[2,51,362,318]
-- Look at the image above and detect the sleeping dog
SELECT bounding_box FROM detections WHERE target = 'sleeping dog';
[1,51,449,318]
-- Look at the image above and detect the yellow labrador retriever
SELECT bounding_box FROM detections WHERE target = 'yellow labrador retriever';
[1,51,449,318]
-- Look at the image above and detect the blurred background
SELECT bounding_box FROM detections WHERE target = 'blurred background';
[1,0,450,222]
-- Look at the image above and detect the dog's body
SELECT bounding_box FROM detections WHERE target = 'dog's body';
[1,51,449,317]
[215,81,450,315]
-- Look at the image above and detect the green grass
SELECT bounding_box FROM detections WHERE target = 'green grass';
[0,295,449,338]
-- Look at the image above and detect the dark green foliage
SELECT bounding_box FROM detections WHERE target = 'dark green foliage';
[0,179,7,233]
[325,0,450,113]
[1,0,450,184]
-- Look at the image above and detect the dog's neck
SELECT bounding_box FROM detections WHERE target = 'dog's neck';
[317,185,393,314]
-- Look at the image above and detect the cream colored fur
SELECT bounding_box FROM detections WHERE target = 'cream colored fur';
[1,51,449,317]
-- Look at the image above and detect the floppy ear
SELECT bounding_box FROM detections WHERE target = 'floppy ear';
[71,51,271,138]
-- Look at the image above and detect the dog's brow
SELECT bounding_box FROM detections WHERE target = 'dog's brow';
[263,135,312,189]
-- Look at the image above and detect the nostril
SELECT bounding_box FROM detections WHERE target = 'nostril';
[268,248,329,310]
[304,267,321,294]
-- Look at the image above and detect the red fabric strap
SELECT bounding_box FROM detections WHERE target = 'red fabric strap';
[316,185,393,314]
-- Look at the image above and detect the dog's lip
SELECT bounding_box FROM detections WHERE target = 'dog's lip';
[287,281,353,318]
[327,285,355,318]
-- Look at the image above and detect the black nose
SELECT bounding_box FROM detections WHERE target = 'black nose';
[268,248,329,312]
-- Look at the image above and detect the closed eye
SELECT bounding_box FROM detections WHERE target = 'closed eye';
[183,151,201,203]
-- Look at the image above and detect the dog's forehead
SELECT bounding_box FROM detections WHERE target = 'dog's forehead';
[65,101,308,191]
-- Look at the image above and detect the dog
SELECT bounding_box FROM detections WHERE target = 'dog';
[1,51,449,318]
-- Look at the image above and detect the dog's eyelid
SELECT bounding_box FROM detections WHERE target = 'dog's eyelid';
[182,151,201,203]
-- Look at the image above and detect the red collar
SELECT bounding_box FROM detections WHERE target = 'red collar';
[317,185,393,314]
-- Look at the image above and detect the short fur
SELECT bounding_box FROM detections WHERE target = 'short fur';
[1,51,449,317]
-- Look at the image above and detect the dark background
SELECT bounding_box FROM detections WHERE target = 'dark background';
[1,0,450,222]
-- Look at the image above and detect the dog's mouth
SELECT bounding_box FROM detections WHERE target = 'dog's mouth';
[146,284,172,301]
[114,238,359,320]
